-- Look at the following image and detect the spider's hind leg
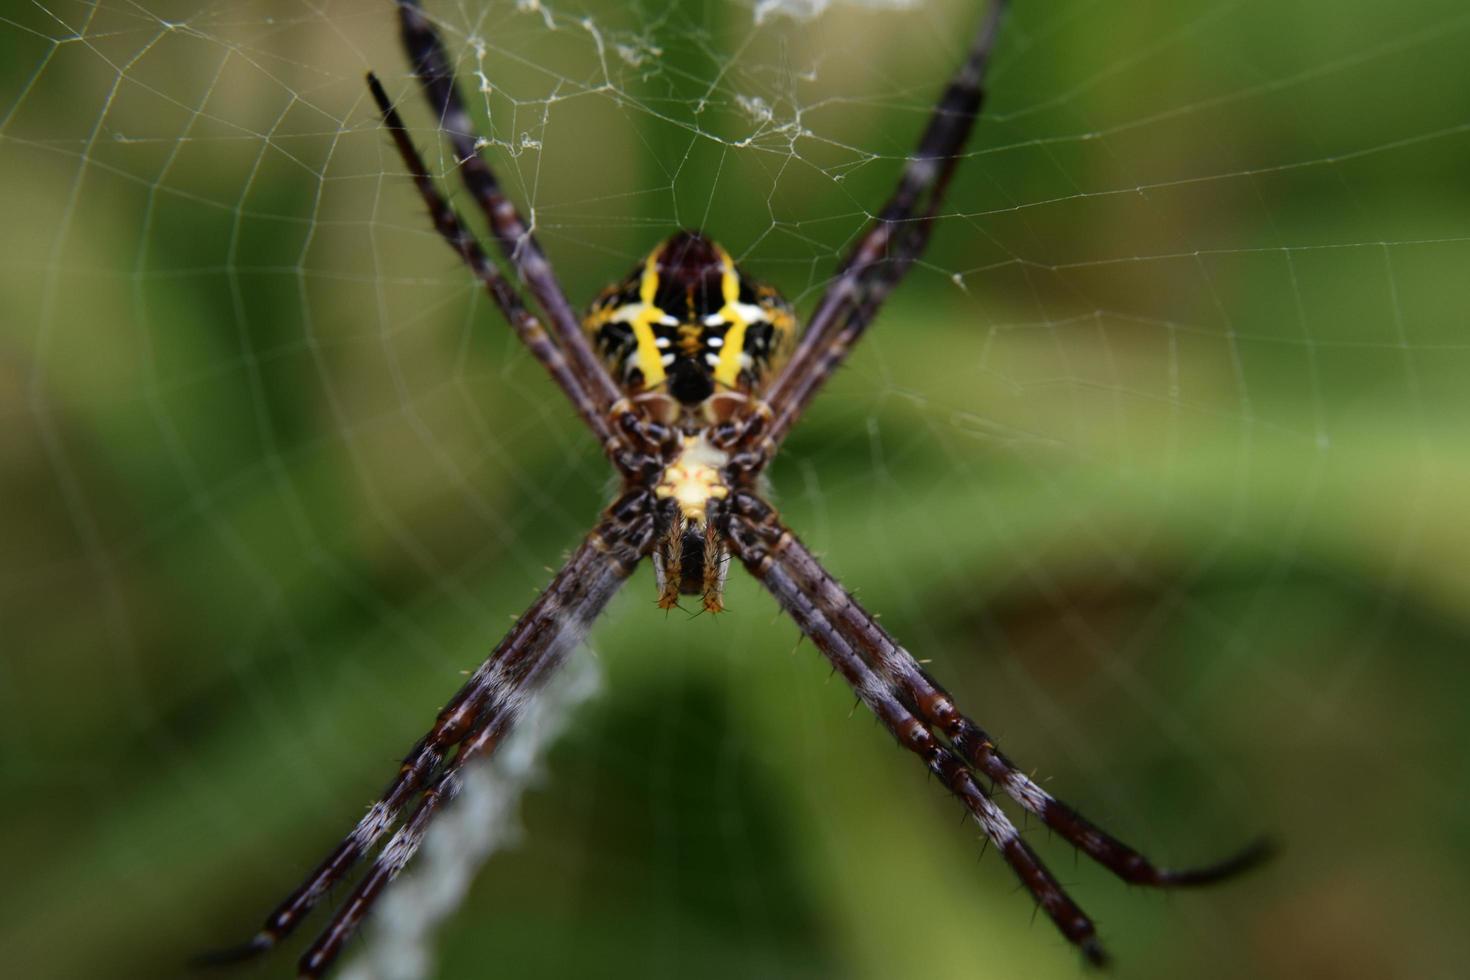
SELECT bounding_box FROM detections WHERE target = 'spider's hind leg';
[725,492,1271,964]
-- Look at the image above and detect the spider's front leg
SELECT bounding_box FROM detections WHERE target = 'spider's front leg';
[606,397,683,484]
[394,0,622,416]
[720,0,1008,466]
[718,490,1271,964]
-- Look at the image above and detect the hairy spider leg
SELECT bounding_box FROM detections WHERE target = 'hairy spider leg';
[736,0,1008,460]
[204,494,655,976]
[366,74,618,450]
[721,490,1270,965]
[722,493,1107,963]
[840,599,1275,889]
[395,0,623,416]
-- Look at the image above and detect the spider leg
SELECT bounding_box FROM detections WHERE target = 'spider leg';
[876,653,1274,888]
[367,73,619,452]
[297,655,550,978]
[722,493,1105,964]
[394,0,623,417]
[721,490,1270,964]
[738,484,1274,887]
[743,0,1006,457]
[203,490,656,973]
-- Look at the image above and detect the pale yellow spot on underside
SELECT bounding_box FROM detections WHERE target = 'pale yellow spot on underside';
[655,435,730,523]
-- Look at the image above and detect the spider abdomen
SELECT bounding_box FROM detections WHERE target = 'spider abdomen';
[583,230,795,416]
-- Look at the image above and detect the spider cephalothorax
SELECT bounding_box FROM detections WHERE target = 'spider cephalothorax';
[213,2,1269,976]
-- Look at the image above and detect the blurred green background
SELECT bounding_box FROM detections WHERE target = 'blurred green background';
[3,0,1468,978]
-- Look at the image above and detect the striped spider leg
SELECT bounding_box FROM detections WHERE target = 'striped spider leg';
[393,0,624,422]
[720,491,1273,965]
[364,73,619,449]
[205,492,657,977]
[718,0,1004,464]
[387,0,677,463]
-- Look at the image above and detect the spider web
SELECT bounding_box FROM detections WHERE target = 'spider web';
[3,0,1469,978]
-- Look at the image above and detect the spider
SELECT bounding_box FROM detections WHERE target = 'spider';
[210,1,1270,975]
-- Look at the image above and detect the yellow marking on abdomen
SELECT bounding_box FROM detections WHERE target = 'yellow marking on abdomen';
[628,241,668,387]
[713,247,750,388]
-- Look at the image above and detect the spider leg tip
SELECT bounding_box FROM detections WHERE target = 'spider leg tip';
[1080,937,1110,969]
[190,932,275,969]
[1166,835,1279,887]
[1225,835,1280,875]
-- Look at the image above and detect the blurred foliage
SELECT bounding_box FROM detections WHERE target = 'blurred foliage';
[2,1,1468,978]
